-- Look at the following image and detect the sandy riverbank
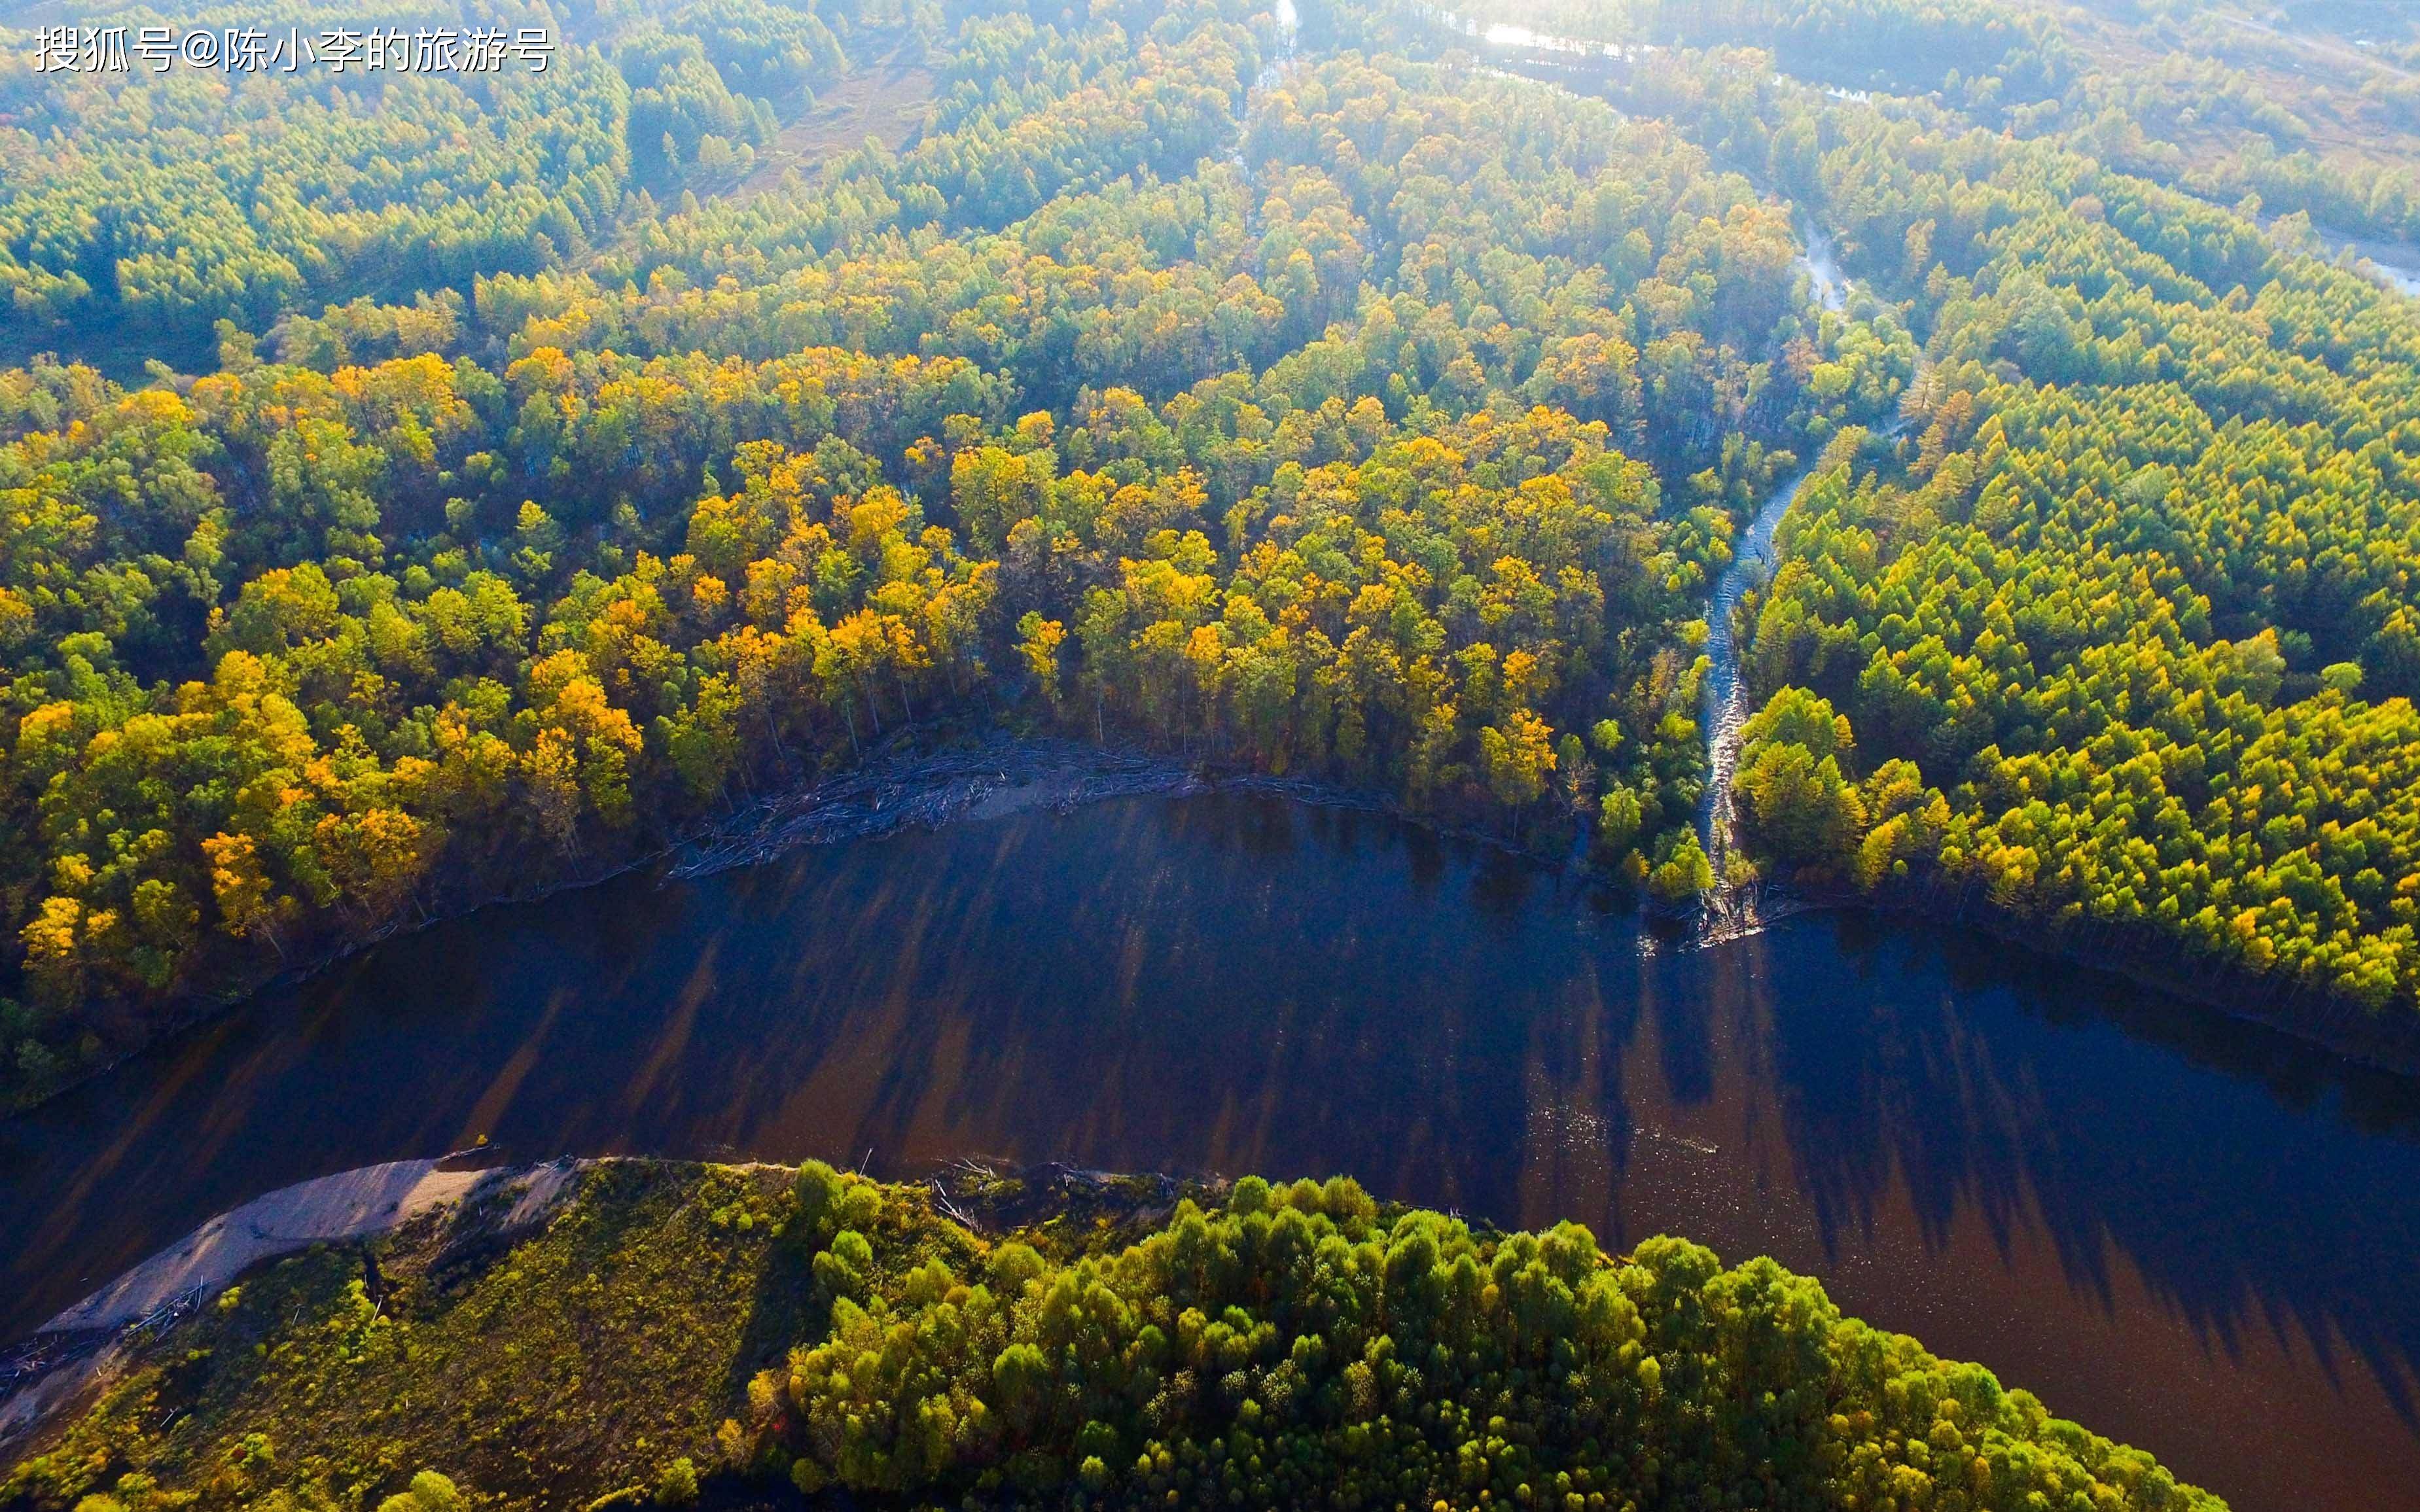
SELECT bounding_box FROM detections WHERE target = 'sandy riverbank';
[1,1158,584,1449]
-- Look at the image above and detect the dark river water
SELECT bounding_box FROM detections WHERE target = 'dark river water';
[5,793,2419,1512]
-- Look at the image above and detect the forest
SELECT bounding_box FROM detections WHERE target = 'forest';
[1,0,2417,1101]
[0,1157,2226,1511]
[1461,0,2420,248]
[0,0,1898,1106]
[1538,0,2420,1013]
[0,0,2404,1034]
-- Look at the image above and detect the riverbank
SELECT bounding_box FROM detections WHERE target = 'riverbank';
[0,1157,584,1449]
[0,1156,1240,1492]
[0,728,1207,1119]
[0,795,690,1117]
[0,1156,2224,1512]
[1,722,1595,1122]
[669,733,1391,878]
[19,710,2420,1136]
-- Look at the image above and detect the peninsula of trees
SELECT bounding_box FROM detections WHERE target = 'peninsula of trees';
[0,1159,2226,1512]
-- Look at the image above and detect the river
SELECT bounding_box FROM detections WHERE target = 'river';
[2294,219,2420,300]
[3,791,2419,1512]
[1422,1,2420,311]
[1799,228,1849,312]
[1260,0,1296,90]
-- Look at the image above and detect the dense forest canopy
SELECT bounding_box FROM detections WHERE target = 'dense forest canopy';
[0,0,2413,1103]
[0,0,1872,1104]
[0,0,853,342]
[1431,0,2420,248]
[1484,0,2420,1011]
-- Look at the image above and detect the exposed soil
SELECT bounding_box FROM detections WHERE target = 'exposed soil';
[0,1158,584,1452]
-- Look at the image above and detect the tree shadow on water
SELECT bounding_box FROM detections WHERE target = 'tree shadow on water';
[1763,911,2420,1430]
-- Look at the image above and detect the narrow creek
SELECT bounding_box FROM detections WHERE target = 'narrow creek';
[1697,227,1893,933]
[1697,468,1809,938]
[2292,218,2420,299]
